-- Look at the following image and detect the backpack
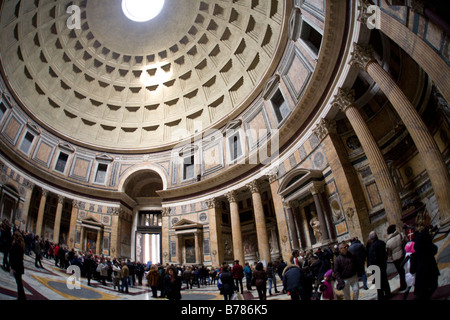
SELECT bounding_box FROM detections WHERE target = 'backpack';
[217,273,223,289]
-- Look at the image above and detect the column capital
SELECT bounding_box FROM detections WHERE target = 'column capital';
[331,87,356,113]
[72,199,81,208]
[357,0,374,26]
[266,168,279,183]
[349,43,376,71]
[246,180,261,194]
[225,190,238,203]
[41,188,49,198]
[409,0,425,14]
[161,207,171,217]
[57,195,65,204]
[313,118,337,141]
[206,198,220,209]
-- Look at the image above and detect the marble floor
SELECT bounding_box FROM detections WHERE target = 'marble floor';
[1,233,449,301]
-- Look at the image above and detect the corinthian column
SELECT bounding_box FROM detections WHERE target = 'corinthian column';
[247,180,271,263]
[351,43,450,225]
[53,195,65,244]
[36,189,48,237]
[332,87,403,229]
[225,190,245,264]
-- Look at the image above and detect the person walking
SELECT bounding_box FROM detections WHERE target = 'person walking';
[386,224,407,292]
[84,254,95,286]
[368,231,391,300]
[9,231,26,300]
[231,260,244,294]
[413,210,440,300]
[120,261,129,293]
[253,262,267,300]
[334,241,359,300]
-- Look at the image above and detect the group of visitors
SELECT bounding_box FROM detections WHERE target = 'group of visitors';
[215,210,441,301]
[0,210,442,301]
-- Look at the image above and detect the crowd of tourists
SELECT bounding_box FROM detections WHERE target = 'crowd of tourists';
[0,210,441,301]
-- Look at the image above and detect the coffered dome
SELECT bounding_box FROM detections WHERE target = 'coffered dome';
[0,0,286,150]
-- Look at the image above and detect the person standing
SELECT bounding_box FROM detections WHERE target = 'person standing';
[244,262,253,291]
[9,231,26,300]
[282,263,304,300]
[120,261,129,293]
[231,260,244,294]
[147,265,160,298]
[334,241,359,300]
[33,235,43,269]
[0,220,12,271]
[164,266,182,300]
[348,237,368,290]
[219,265,234,300]
[368,231,391,300]
[386,224,407,292]
[413,210,440,300]
[253,262,267,300]
[266,261,279,295]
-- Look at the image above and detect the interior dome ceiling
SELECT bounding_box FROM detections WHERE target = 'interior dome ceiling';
[0,0,286,151]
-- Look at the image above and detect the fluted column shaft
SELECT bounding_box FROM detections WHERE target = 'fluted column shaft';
[284,202,300,250]
[351,44,450,225]
[225,191,245,264]
[53,195,64,244]
[311,187,330,243]
[35,189,48,237]
[207,198,224,267]
[247,181,271,263]
[333,88,403,229]
[68,200,80,249]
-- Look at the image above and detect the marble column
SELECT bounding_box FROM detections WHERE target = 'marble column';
[161,207,170,265]
[225,190,245,264]
[53,195,64,244]
[177,233,183,265]
[247,180,271,263]
[283,201,300,250]
[67,200,80,249]
[351,43,450,225]
[20,181,34,230]
[206,198,224,267]
[313,118,370,240]
[309,184,330,243]
[194,231,202,264]
[95,229,103,255]
[332,87,403,230]
[267,172,291,262]
[35,189,48,237]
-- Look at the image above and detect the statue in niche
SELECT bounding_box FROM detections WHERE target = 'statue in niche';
[310,213,322,243]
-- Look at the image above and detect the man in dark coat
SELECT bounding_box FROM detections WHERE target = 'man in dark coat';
[413,211,440,300]
[282,264,304,300]
[349,237,368,289]
[334,241,359,300]
[368,231,391,300]
[219,265,235,300]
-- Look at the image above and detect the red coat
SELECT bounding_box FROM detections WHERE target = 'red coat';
[231,263,244,279]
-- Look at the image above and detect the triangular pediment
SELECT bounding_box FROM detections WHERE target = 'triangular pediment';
[172,219,203,230]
